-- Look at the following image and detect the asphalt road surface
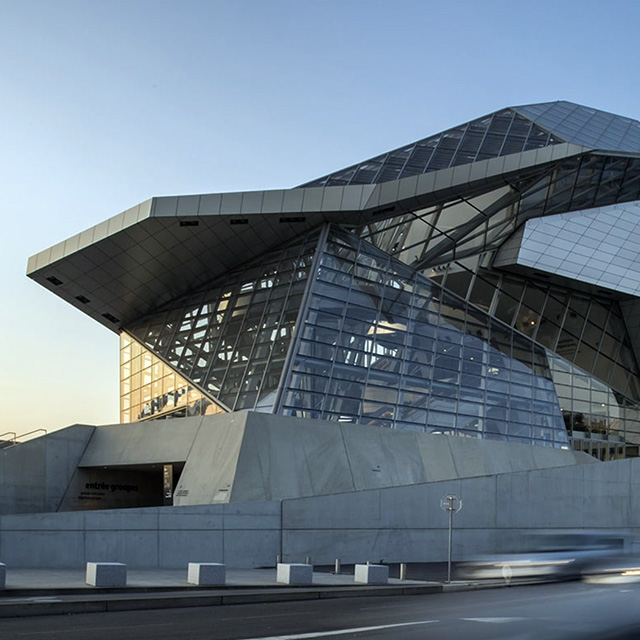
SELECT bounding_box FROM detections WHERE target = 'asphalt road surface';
[3,581,640,639]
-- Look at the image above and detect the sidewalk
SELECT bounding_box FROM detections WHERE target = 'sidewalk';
[1,566,470,618]
[3,566,442,591]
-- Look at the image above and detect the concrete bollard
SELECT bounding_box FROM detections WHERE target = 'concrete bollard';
[334,558,341,574]
[0,562,6,589]
[354,563,389,585]
[399,562,407,581]
[277,563,313,585]
[86,562,127,587]
[187,562,226,586]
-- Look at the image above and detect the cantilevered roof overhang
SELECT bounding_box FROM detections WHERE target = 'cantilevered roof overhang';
[27,142,588,332]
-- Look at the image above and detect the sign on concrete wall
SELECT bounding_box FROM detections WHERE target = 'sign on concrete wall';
[59,468,163,511]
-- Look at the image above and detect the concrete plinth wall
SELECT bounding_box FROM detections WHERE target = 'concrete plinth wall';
[0,425,95,515]
[0,413,589,515]
[1,457,640,568]
[280,457,640,564]
[77,417,204,467]
[176,412,588,505]
[0,502,279,568]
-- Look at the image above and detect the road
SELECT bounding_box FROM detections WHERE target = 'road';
[3,581,640,639]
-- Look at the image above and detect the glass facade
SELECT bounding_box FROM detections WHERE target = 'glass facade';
[120,333,225,422]
[108,101,640,458]
[126,229,320,413]
[348,141,640,457]
[303,101,640,189]
[360,154,640,272]
[548,353,640,460]
[122,224,569,448]
[278,228,568,447]
[514,101,640,153]
[301,110,561,188]
[427,255,640,403]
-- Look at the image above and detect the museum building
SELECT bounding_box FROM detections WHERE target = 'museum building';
[29,100,640,461]
[5,101,640,569]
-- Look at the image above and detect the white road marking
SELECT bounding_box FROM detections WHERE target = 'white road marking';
[0,597,62,603]
[463,617,527,624]
[1,597,63,602]
[240,620,438,639]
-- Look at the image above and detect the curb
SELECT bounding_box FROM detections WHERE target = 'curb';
[0,583,446,618]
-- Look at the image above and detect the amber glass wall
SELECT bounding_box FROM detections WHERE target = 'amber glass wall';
[126,230,320,414]
[120,333,225,423]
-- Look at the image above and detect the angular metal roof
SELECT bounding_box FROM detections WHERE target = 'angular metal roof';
[25,142,589,333]
[299,108,563,188]
[300,101,640,189]
[31,100,640,336]
[513,101,640,153]
[495,201,640,297]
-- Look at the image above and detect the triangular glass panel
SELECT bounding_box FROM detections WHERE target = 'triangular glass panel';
[300,109,563,188]
[125,229,322,414]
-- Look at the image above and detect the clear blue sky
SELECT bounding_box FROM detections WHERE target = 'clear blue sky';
[3,0,640,434]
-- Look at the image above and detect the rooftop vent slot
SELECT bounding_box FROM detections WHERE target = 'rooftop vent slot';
[102,313,120,324]
[230,218,249,225]
[373,206,395,216]
[75,295,90,304]
[46,276,63,286]
[179,220,199,227]
[279,216,305,223]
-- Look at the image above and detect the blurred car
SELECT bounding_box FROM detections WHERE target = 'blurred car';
[457,531,628,582]
[582,555,640,584]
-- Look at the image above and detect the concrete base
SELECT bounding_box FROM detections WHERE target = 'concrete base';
[86,562,127,587]
[354,563,388,584]
[277,563,312,585]
[187,562,225,585]
[0,563,5,589]
[0,413,582,517]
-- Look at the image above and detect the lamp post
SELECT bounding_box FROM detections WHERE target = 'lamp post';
[440,493,462,583]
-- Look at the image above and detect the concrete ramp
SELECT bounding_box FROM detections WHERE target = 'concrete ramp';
[191,413,586,504]
[0,413,590,514]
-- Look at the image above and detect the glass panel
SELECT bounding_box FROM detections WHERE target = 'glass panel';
[469,272,499,313]
[300,110,561,188]
[126,228,321,413]
[279,227,567,447]
[119,333,226,423]
[494,278,523,327]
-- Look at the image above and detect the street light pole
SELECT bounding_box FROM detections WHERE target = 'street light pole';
[447,503,453,582]
[440,493,462,584]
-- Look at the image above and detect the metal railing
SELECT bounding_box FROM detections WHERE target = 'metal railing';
[2,429,48,448]
[16,428,47,441]
[0,431,17,447]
